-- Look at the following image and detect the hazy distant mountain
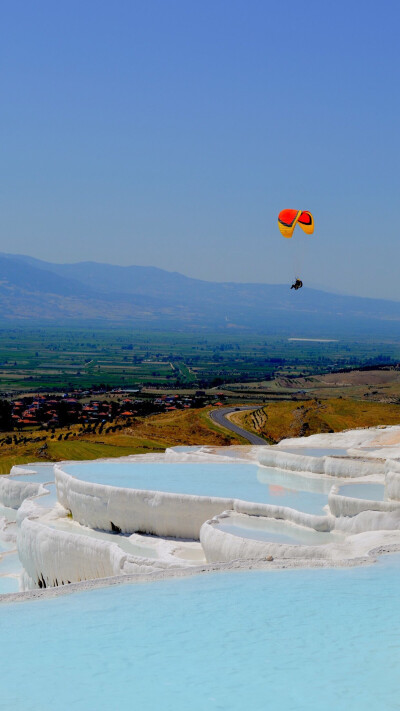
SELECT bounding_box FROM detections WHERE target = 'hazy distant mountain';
[1,252,400,336]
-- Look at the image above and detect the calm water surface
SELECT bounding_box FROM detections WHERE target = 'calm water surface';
[1,555,400,710]
[217,514,343,545]
[338,483,386,501]
[10,464,54,483]
[63,461,328,514]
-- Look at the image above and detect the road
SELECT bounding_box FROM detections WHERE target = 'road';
[209,406,268,446]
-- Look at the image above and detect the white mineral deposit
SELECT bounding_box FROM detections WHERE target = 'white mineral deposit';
[2,426,400,599]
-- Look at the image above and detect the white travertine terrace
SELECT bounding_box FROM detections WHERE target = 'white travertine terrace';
[0,466,49,509]
[328,485,400,518]
[13,474,205,589]
[55,462,235,539]
[54,459,332,539]
[2,425,400,594]
[18,514,197,590]
[199,513,340,563]
[200,510,400,563]
[277,425,400,449]
[385,459,400,500]
[257,449,385,477]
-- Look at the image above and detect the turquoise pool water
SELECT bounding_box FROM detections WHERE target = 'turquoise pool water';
[0,505,17,523]
[216,514,342,545]
[10,464,54,483]
[0,553,21,574]
[62,461,328,513]
[338,483,386,501]
[1,554,400,710]
[256,465,334,494]
[34,483,58,507]
[0,576,19,594]
[0,538,13,553]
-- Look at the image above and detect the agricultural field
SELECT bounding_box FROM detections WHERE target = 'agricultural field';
[1,327,400,396]
[227,366,400,403]
[2,327,400,471]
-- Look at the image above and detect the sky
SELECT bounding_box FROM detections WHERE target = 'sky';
[1,0,399,299]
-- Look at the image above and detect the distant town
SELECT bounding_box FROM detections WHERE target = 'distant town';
[0,387,227,433]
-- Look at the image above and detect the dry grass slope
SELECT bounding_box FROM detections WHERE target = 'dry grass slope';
[0,407,241,474]
[233,399,400,443]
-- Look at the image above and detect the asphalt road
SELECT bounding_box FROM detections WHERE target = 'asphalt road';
[209,406,268,446]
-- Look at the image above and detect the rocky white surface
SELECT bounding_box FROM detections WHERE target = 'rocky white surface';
[200,510,400,563]
[13,471,205,589]
[0,503,21,591]
[277,425,400,450]
[55,462,235,539]
[2,426,400,595]
[18,513,198,589]
[258,448,384,477]
[385,459,400,500]
[0,476,44,510]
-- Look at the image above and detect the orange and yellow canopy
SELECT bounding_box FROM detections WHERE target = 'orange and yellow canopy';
[278,209,314,238]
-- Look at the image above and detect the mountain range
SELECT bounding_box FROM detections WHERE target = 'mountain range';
[0,252,399,336]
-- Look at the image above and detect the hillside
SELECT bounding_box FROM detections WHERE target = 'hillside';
[1,253,400,336]
[231,399,400,443]
[0,407,242,474]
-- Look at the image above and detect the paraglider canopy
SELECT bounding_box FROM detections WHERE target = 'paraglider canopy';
[278,209,314,238]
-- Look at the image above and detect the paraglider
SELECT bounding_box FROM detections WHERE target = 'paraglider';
[290,278,303,290]
[278,209,314,289]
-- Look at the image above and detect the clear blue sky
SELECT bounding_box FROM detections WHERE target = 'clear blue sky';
[1,0,399,298]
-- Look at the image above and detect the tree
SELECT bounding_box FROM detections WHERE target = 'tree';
[0,400,12,431]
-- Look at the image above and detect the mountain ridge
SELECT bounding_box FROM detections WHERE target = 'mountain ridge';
[0,252,399,336]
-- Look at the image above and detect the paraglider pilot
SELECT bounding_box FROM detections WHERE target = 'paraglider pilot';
[290,278,303,290]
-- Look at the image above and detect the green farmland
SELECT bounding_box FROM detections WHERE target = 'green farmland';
[0,327,400,395]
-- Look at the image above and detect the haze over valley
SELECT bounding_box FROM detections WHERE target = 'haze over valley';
[1,253,400,337]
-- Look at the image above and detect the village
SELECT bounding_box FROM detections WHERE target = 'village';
[0,388,226,433]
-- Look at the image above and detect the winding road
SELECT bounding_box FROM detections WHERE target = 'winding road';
[209,406,268,445]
